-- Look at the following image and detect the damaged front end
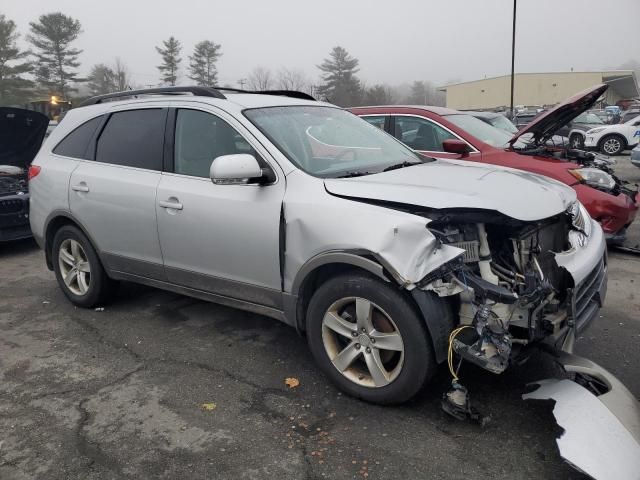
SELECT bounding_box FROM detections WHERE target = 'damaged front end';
[417,200,607,378]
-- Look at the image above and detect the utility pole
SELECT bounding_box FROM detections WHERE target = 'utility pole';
[510,0,517,118]
[238,78,247,89]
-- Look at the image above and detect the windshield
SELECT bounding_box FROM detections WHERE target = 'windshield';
[488,115,518,134]
[445,114,513,147]
[244,106,421,177]
[575,113,604,124]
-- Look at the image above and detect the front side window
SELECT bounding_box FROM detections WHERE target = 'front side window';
[53,116,103,159]
[174,109,256,178]
[96,109,165,170]
[445,114,513,147]
[244,106,419,178]
[393,117,456,151]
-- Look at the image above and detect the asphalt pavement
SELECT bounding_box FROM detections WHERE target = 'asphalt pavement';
[0,154,638,480]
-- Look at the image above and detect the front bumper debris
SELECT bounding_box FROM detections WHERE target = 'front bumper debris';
[523,351,640,480]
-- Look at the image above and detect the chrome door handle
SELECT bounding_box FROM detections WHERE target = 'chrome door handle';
[71,184,89,192]
[159,200,183,210]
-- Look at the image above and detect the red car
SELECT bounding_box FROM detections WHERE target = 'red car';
[350,84,639,243]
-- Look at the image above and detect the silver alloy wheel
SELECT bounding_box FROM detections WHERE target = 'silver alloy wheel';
[571,135,582,148]
[58,239,91,296]
[603,137,622,154]
[322,297,404,388]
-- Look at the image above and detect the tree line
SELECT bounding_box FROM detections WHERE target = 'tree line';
[0,10,443,107]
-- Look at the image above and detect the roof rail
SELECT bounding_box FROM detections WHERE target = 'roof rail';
[79,85,316,107]
[216,87,315,101]
[79,86,226,106]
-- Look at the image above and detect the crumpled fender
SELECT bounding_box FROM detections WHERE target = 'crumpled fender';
[283,171,464,292]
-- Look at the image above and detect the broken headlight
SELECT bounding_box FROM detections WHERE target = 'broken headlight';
[569,167,616,191]
[567,201,592,240]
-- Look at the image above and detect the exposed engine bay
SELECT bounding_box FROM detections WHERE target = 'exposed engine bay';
[418,203,604,379]
[0,166,28,197]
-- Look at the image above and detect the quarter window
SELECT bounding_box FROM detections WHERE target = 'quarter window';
[393,117,456,151]
[174,109,255,178]
[361,116,387,131]
[95,109,165,170]
[53,116,103,159]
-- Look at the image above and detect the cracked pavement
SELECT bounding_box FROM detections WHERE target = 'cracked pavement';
[1,158,639,480]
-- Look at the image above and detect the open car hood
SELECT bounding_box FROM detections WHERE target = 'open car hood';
[0,107,49,171]
[509,84,608,146]
[324,159,576,222]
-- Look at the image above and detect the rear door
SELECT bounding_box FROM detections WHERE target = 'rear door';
[68,108,167,279]
[155,107,285,308]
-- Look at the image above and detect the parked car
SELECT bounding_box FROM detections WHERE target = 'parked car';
[350,84,639,244]
[554,111,608,149]
[631,144,640,168]
[513,111,540,129]
[582,114,640,155]
[466,111,518,134]
[620,109,640,123]
[0,107,49,241]
[30,86,608,408]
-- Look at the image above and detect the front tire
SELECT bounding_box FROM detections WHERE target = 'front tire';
[306,273,436,404]
[569,133,584,149]
[599,134,625,155]
[52,225,116,308]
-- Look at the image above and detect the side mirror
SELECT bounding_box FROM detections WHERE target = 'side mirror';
[210,154,273,185]
[442,139,472,156]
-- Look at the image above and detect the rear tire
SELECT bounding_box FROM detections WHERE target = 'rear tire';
[306,273,436,404]
[52,225,116,308]
[599,134,625,155]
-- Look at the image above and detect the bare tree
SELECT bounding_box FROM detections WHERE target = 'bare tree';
[247,66,273,90]
[113,57,131,90]
[276,68,308,91]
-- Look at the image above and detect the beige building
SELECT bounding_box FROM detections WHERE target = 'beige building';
[438,71,639,110]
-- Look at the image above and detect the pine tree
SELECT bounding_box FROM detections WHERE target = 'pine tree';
[188,40,221,86]
[28,12,83,98]
[0,14,33,105]
[317,46,362,107]
[87,63,117,96]
[156,36,182,86]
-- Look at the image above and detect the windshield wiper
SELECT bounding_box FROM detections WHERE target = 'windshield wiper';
[382,160,424,172]
[334,171,374,178]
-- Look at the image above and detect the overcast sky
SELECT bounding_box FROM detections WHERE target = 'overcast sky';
[5,0,640,88]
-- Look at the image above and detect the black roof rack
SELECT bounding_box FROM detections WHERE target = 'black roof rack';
[79,85,315,107]
[216,87,316,101]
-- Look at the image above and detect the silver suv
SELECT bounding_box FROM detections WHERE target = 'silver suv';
[29,87,607,404]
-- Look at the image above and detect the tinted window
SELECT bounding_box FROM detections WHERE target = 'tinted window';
[174,109,255,178]
[53,116,103,159]
[393,117,455,151]
[96,109,165,170]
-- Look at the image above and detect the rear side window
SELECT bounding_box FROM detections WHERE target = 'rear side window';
[96,109,165,170]
[53,116,103,159]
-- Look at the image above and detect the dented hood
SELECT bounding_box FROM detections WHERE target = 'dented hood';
[324,159,576,222]
[509,84,608,146]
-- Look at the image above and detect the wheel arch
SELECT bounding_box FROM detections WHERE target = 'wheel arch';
[288,250,454,363]
[599,132,627,152]
[43,211,102,271]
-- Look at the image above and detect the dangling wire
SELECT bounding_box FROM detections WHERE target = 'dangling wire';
[447,325,473,381]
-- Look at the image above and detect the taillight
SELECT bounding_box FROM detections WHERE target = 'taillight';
[28,165,41,181]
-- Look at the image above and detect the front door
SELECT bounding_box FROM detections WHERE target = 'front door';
[156,107,285,308]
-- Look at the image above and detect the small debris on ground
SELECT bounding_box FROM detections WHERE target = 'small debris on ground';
[200,402,217,411]
[284,377,300,389]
